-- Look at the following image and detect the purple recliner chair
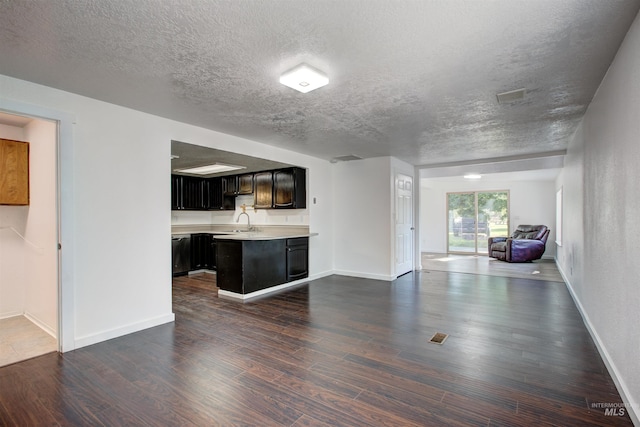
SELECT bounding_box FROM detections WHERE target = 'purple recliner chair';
[488,225,550,262]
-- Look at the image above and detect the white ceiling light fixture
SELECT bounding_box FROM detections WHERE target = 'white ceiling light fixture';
[463,174,482,180]
[175,163,246,175]
[279,63,329,93]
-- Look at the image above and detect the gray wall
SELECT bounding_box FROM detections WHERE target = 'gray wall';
[556,11,640,424]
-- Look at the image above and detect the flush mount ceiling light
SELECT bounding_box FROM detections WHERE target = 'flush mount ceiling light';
[175,163,246,175]
[279,63,329,93]
[463,174,482,180]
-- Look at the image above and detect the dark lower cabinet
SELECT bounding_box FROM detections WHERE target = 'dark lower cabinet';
[191,233,214,270]
[217,237,309,294]
[286,238,309,281]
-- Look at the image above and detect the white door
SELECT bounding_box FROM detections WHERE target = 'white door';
[395,173,414,276]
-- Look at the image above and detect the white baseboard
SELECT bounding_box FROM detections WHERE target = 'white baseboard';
[332,269,395,282]
[556,260,639,426]
[73,313,175,350]
[24,311,56,339]
[217,273,328,301]
[0,311,23,320]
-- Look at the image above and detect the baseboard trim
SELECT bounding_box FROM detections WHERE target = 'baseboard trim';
[556,260,639,426]
[73,313,175,350]
[0,311,23,320]
[332,270,395,282]
[218,278,310,301]
[24,312,56,339]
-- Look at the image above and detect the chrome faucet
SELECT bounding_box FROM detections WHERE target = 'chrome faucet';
[236,204,251,230]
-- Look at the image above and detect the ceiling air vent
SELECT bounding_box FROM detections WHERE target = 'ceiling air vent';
[330,155,362,163]
[496,88,526,104]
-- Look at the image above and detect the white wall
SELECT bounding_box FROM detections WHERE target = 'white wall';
[556,11,640,424]
[1,73,334,349]
[171,194,310,227]
[332,157,391,280]
[420,177,557,257]
[23,119,58,336]
[332,156,415,280]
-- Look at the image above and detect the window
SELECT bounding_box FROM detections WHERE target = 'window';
[556,187,562,246]
[447,191,509,254]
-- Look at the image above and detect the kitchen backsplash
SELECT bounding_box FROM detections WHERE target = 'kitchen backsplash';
[171,195,309,226]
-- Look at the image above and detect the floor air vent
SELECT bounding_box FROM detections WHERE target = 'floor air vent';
[429,332,448,345]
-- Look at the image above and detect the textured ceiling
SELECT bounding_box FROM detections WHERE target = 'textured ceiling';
[171,140,293,177]
[1,0,639,166]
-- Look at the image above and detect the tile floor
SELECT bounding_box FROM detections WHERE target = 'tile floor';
[0,316,57,368]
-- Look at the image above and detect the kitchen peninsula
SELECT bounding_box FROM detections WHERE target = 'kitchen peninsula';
[171,225,316,299]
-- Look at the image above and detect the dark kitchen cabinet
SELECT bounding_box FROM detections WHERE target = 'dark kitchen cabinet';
[191,233,214,270]
[172,167,305,211]
[183,176,205,209]
[172,174,206,210]
[286,237,309,281]
[171,175,182,210]
[238,173,254,195]
[216,239,287,294]
[254,171,274,209]
[223,175,238,196]
[274,167,306,209]
[208,177,224,210]
[216,236,309,294]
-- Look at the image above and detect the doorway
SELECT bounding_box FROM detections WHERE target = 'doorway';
[395,173,414,276]
[0,111,60,366]
[447,190,509,254]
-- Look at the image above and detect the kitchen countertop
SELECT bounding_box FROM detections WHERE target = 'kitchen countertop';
[171,224,317,241]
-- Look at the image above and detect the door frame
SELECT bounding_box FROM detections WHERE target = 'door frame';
[1,98,76,352]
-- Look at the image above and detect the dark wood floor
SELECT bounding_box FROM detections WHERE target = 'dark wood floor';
[0,271,632,426]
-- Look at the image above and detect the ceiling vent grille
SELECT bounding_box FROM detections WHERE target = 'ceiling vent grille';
[331,155,362,163]
[496,88,526,104]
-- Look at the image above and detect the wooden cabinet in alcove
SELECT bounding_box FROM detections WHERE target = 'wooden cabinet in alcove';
[0,138,29,205]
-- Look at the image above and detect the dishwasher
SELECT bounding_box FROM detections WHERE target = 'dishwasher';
[171,234,191,276]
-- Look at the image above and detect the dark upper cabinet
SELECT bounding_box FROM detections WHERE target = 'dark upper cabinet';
[172,167,305,211]
[208,177,224,210]
[223,175,238,196]
[171,175,182,210]
[182,176,207,210]
[254,171,274,209]
[238,174,254,195]
[172,174,207,210]
[274,167,306,209]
